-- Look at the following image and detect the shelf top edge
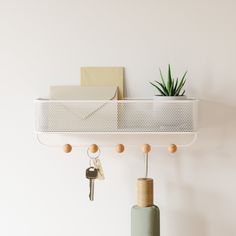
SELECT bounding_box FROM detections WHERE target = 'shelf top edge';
[34,97,198,103]
[35,131,198,135]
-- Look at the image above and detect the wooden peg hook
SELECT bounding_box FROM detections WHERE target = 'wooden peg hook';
[141,144,151,154]
[116,144,125,153]
[89,144,99,153]
[168,144,177,153]
[63,144,72,153]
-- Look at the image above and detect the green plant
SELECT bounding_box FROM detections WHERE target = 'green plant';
[150,64,187,96]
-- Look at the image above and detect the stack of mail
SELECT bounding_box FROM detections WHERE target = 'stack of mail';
[46,67,124,132]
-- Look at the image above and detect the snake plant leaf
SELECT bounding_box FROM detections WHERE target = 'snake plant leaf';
[155,86,166,96]
[155,80,169,95]
[173,77,179,93]
[174,71,187,95]
[167,64,172,94]
[175,79,185,95]
[176,71,188,96]
[149,82,166,95]
[171,78,175,95]
[181,71,187,82]
[159,69,166,88]
[169,79,174,96]
[174,78,186,96]
[180,90,185,96]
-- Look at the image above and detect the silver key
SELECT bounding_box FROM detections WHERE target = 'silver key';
[86,167,98,201]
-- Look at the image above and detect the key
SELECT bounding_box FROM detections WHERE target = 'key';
[86,167,98,201]
[92,158,105,180]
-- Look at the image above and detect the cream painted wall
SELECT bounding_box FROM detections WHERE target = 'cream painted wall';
[0,0,236,235]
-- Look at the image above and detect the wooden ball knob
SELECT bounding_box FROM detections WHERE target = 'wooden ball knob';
[89,144,99,153]
[141,144,151,153]
[116,144,125,153]
[168,144,177,153]
[63,144,72,153]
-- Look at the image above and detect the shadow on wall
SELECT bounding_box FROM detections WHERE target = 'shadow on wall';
[199,99,236,140]
[197,99,236,159]
[162,100,236,236]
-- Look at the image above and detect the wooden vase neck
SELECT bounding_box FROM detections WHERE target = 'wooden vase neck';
[137,178,154,207]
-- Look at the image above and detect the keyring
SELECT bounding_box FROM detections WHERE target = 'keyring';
[87,147,101,159]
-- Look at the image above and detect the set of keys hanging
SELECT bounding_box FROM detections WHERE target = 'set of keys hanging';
[63,143,125,201]
[85,144,104,201]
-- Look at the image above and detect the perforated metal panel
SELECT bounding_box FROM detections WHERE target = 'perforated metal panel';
[35,99,198,133]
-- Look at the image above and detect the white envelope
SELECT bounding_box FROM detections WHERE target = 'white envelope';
[50,86,118,100]
[44,86,118,132]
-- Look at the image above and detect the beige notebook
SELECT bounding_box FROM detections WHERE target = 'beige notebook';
[80,67,124,99]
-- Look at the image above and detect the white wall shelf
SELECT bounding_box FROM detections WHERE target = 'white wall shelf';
[35,99,198,133]
[35,98,198,147]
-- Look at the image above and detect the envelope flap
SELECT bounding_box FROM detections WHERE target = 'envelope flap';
[50,86,118,120]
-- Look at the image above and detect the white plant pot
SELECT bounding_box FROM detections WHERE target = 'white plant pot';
[153,95,187,101]
[152,96,192,131]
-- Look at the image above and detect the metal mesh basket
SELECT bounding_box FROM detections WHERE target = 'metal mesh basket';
[35,99,198,133]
